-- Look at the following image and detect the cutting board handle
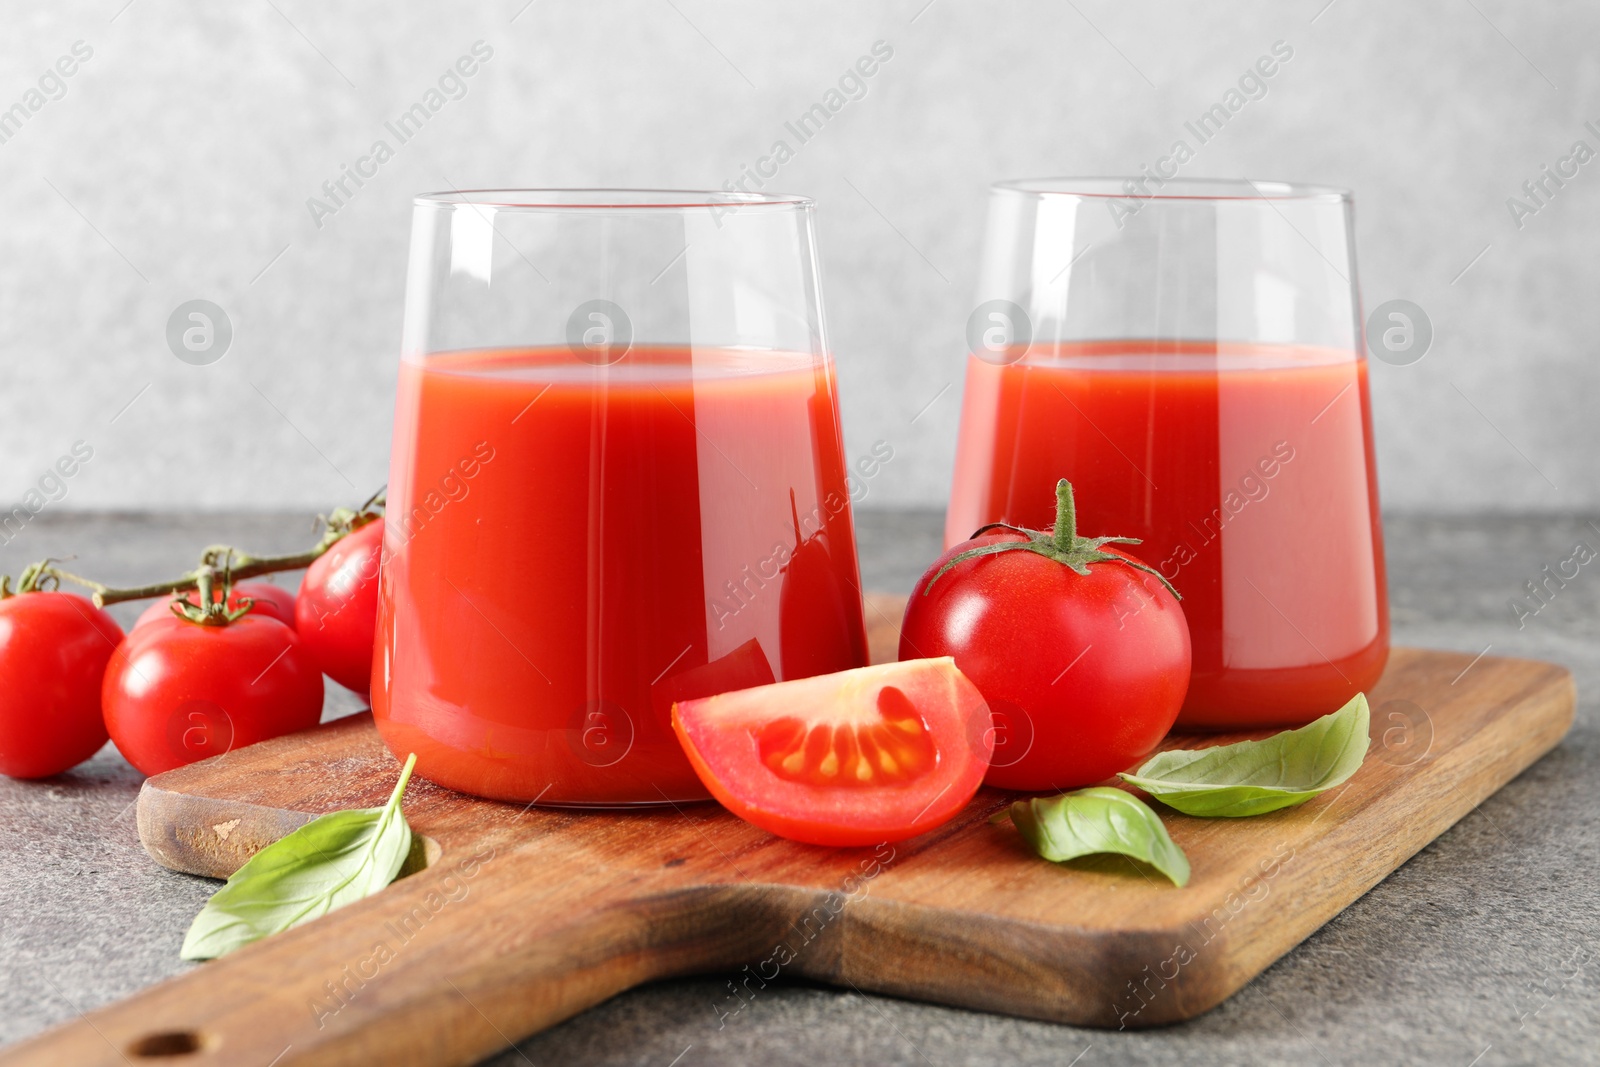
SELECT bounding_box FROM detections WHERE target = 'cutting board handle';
[4,837,782,1066]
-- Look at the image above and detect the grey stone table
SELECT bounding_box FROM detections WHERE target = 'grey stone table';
[1,512,1596,1067]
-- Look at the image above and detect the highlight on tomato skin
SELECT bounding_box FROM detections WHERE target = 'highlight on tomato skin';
[670,658,993,848]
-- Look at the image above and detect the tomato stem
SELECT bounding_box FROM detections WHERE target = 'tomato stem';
[41,491,385,608]
[167,564,257,626]
[1052,479,1078,554]
[0,559,67,599]
[922,478,1181,599]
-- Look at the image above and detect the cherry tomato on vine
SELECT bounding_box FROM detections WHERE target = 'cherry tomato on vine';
[672,658,993,846]
[103,610,323,776]
[0,582,124,778]
[900,479,1191,792]
[133,581,297,630]
[295,517,382,698]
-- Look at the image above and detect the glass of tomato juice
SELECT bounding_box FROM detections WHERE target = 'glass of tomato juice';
[947,178,1388,729]
[374,190,869,803]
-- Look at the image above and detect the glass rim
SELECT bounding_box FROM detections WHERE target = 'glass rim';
[991,177,1351,202]
[413,188,814,210]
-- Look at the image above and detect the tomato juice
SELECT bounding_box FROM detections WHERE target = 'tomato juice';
[374,346,869,804]
[947,341,1388,728]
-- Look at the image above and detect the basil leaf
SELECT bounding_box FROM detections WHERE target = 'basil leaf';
[180,753,418,961]
[1118,693,1370,817]
[996,787,1190,887]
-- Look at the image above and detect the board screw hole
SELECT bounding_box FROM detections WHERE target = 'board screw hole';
[128,1030,205,1057]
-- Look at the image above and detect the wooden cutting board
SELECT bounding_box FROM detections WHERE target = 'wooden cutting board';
[4,595,1574,1067]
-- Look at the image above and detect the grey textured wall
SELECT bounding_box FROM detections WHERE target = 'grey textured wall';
[1,1,1595,517]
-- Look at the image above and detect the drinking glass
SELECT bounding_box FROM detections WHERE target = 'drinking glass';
[947,178,1388,728]
[375,190,869,803]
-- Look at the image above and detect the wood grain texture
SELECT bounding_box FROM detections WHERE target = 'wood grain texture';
[3,595,1574,1066]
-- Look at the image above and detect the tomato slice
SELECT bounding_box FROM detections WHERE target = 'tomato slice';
[671,658,992,846]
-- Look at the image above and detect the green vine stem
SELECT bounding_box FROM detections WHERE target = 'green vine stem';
[37,490,385,608]
[168,563,256,626]
[924,479,1180,599]
[0,558,67,600]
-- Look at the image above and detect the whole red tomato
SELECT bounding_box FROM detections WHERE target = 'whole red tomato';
[900,479,1191,792]
[103,610,324,776]
[133,580,297,630]
[0,586,124,778]
[295,517,382,698]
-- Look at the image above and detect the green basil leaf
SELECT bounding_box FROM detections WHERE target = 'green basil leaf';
[180,753,418,961]
[997,786,1190,887]
[1118,693,1370,817]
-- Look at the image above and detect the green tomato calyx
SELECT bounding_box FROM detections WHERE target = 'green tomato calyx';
[923,479,1180,599]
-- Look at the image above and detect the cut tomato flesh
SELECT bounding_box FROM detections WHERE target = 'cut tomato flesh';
[757,685,938,787]
[672,658,993,847]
